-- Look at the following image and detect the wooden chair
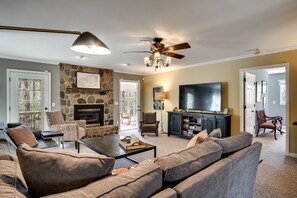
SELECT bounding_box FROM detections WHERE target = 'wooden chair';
[139,112,159,136]
[255,110,284,140]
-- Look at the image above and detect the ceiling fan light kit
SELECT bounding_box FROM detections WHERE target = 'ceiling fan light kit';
[126,37,191,71]
[0,25,110,55]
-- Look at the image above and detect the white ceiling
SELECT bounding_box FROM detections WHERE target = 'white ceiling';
[1,0,297,75]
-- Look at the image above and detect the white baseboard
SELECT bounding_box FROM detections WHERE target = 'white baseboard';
[288,153,297,158]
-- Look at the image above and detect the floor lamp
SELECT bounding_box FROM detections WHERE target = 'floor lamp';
[155,92,167,133]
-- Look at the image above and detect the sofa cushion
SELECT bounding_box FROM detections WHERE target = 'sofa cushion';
[226,142,262,198]
[0,160,30,198]
[0,140,17,161]
[186,130,208,148]
[6,125,38,147]
[206,132,253,155]
[44,160,162,198]
[154,141,222,187]
[0,130,17,161]
[209,128,222,138]
[173,158,232,198]
[17,144,115,197]
[1,129,17,148]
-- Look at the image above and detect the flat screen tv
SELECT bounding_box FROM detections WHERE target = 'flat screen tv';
[179,82,222,112]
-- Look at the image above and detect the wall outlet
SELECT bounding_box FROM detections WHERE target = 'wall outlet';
[52,102,56,107]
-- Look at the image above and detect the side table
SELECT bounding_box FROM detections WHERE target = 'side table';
[41,131,64,149]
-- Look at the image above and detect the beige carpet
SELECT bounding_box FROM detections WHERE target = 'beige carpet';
[62,130,297,197]
[253,132,297,198]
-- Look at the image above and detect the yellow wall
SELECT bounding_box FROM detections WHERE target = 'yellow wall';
[144,49,297,154]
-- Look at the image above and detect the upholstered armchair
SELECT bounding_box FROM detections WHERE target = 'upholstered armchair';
[46,111,86,148]
[256,110,284,140]
[139,112,159,136]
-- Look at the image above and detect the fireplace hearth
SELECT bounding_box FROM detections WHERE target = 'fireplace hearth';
[74,104,104,127]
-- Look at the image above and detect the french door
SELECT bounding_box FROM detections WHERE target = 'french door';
[7,69,51,131]
[119,80,140,131]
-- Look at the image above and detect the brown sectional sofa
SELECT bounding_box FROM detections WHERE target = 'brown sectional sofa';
[0,129,262,198]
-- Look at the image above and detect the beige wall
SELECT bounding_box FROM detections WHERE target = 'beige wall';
[144,49,297,154]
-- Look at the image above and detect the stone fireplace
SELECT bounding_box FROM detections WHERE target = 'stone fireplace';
[60,63,118,137]
[74,104,104,127]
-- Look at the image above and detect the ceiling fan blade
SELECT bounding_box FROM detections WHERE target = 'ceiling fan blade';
[164,42,191,51]
[164,52,185,59]
[147,41,158,51]
[123,51,151,53]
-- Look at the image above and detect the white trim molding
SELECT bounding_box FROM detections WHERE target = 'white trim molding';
[288,153,297,158]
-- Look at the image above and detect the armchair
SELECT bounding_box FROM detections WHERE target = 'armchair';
[139,112,159,136]
[256,110,284,140]
[46,111,86,148]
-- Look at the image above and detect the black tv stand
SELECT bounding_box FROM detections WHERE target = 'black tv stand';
[167,111,231,139]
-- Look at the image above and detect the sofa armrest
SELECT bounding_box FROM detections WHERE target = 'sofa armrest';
[151,188,177,198]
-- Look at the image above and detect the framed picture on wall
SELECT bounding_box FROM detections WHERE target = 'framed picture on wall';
[77,72,100,89]
[153,86,163,110]
[261,80,267,94]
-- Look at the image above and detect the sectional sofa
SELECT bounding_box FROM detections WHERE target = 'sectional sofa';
[0,128,261,198]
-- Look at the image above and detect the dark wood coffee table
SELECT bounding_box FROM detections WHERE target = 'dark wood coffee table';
[78,134,156,163]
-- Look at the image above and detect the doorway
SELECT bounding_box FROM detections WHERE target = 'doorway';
[7,69,51,131]
[240,63,289,154]
[119,80,140,131]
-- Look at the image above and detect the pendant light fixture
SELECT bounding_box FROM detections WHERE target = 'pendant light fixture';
[71,32,110,55]
[0,25,111,55]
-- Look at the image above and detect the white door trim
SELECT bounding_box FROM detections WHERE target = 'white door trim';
[7,69,51,129]
[119,79,140,131]
[239,63,289,155]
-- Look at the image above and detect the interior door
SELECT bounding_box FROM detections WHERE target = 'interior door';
[8,69,51,131]
[244,72,256,134]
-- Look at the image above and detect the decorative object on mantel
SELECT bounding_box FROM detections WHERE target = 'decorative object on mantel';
[124,37,191,71]
[0,25,110,55]
[119,135,146,150]
[77,72,100,89]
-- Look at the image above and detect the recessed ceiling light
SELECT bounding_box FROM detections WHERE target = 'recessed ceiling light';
[76,55,87,59]
[121,63,131,66]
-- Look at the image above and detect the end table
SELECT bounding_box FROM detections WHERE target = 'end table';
[41,131,64,149]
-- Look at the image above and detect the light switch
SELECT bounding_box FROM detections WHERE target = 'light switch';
[52,102,56,107]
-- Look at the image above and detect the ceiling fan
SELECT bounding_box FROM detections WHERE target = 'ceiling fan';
[124,37,191,69]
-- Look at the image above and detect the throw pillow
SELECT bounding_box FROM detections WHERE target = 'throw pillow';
[186,130,208,148]
[17,144,115,197]
[155,141,222,187]
[7,125,38,147]
[209,128,222,138]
